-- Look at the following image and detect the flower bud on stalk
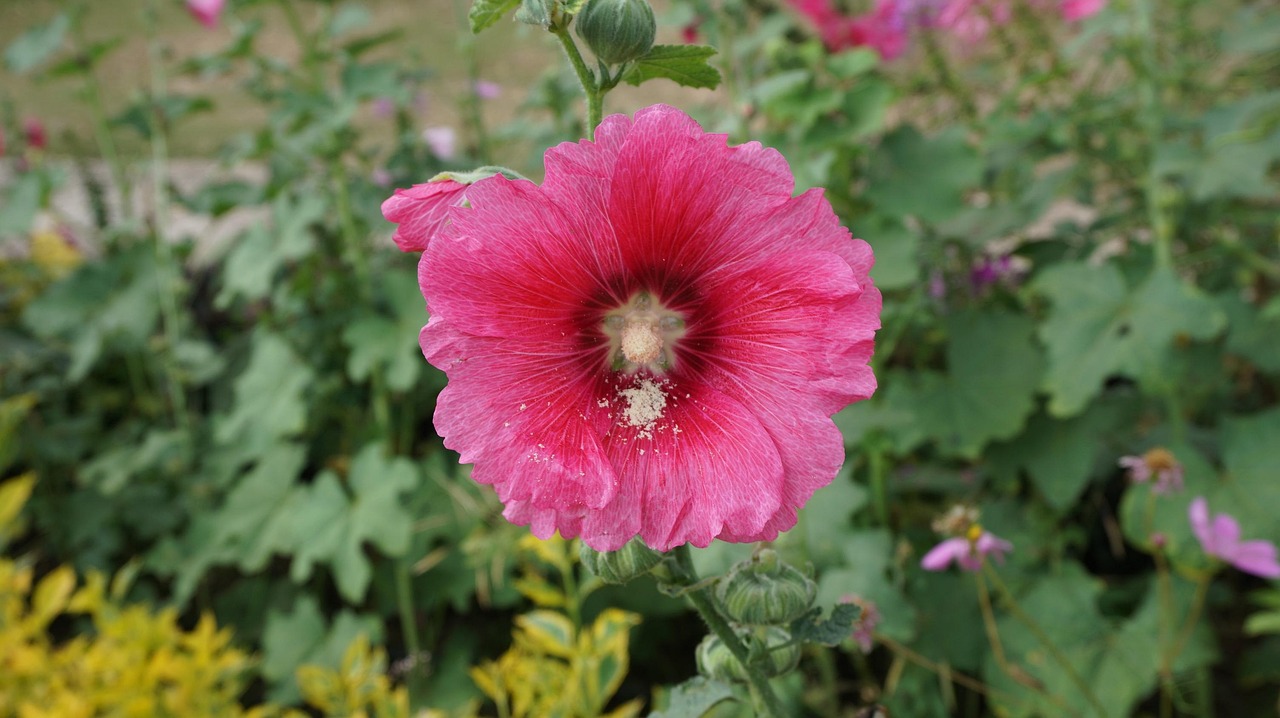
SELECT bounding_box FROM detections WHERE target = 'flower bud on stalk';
[574,0,656,65]
[580,537,665,584]
[696,626,800,683]
[717,548,816,626]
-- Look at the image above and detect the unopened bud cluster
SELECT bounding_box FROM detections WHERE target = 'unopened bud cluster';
[574,0,656,65]
[579,538,664,584]
[699,549,817,684]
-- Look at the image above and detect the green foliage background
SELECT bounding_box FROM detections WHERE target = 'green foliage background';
[2,0,1280,715]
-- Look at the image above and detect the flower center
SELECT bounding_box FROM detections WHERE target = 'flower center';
[602,292,686,373]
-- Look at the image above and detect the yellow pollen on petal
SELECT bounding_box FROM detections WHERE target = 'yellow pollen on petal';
[621,320,663,365]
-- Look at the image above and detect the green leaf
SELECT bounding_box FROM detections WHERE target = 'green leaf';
[622,45,720,90]
[984,566,1215,718]
[865,215,919,290]
[469,0,522,33]
[217,192,323,305]
[1034,264,1226,418]
[864,125,982,224]
[0,173,44,236]
[650,677,738,718]
[815,530,916,644]
[4,12,69,73]
[1221,292,1280,373]
[985,402,1125,512]
[213,332,314,456]
[326,3,372,37]
[799,465,868,567]
[790,602,861,646]
[287,444,420,601]
[342,266,426,391]
[891,310,1043,458]
[261,595,384,703]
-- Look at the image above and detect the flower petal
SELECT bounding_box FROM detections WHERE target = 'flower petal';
[1229,540,1280,579]
[1188,497,1213,551]
[921,537,970,571]
[382,180,467,253]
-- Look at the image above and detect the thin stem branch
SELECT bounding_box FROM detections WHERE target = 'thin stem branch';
[672,546,788,717]
[550,24,602,139]
[145,0,190,432]
[983,565,1110,718]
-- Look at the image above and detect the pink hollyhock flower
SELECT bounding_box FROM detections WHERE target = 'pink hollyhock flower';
[681,21,701,44]
[185,0,225,29]
[382,178,468,253]
[411,104,879,551]
[473,80,502,100]
[1061,0,1105,22]
[1189,497,1280,579]
[23,118,46,151]
[921,526,1013,572]
[847,0,909,60]
[937,0,1010,45]
[790,0,907,60]
[422,126,458,160]
[1118,447,1183,495]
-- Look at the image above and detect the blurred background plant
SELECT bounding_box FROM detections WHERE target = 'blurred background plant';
[1,0,1278,715]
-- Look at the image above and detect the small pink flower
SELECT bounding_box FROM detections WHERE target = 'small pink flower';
[841,594,881,653]
[185,0,225,29]
[1061,0,1105,22]
[371,97,396,118]
[1189,497,1280,579]
[936,0,1011,45]
[412,105,880,551]
[681,21,701,44]
[473,80,502,100]
[1119,447,1183,495]
[381,179,468,253]
[23,118,46,151]
[422,126,457,160]
[921,526,1013,572]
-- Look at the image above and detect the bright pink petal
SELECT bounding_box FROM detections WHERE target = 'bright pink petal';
[976,531,1014,564]
[186,0,224,28]
[1189,497,1213,550]
[921,538,969,571]
[1211,513,1241,555]
[1061,0,1105,22]
[1229,540,1280,579]
[416,105,878,551]
[382,180,468,253]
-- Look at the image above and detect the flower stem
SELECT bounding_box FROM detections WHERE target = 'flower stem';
[671,545,788,717]
[983,565,1110,718]
[920,31,976,124]
[145,0,190,433]
[550,24,602,140]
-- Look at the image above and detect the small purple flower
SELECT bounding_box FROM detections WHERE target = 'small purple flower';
[921,525,1013,572]
[840,595,881,653]
[473,80,502,100]
[422,126,457,160]
[1189,497,1280,579]
[928,270,946,300]
[371,97,396,118]
[370,167,393,187]
[1119,447,1183,495]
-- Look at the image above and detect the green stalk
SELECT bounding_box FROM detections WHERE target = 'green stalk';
[144,0,190,432]
[672,546,788,717]
[72,11,133,228]
[550,24,603,139]
[983,565,1110,718]
[920,31,976,124]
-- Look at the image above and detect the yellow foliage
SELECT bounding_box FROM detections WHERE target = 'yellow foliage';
[0,475,424,718]
[470,535,644,718]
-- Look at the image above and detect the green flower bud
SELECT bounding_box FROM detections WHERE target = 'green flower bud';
[574,0,656,66]
[696,626,800,683]
[579,538,664,584]
[716,549,816,626]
